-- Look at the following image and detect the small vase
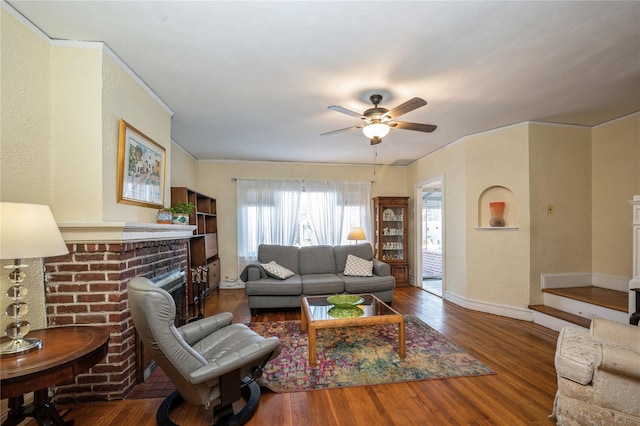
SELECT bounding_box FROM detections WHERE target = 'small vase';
[172,213,189,224]
[489,202,506,227]
[157,210,172,224]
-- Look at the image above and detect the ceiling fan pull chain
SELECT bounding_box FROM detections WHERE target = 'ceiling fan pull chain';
[373,145,377,177]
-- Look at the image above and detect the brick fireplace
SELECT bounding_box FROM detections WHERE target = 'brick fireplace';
[44,223,193,403]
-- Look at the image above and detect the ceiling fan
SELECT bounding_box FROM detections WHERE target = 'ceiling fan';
[322,94,437,145]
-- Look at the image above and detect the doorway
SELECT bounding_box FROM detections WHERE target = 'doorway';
[415,179,443,297]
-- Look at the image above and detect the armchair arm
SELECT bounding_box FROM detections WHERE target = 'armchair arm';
[372,259,391,276]
[554,326,598,385]
[591,317,640,349]
[599,343,640,380]
[188,336,280,384]
[178,312,234,346]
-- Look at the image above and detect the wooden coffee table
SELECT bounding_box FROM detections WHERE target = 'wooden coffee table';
[301,294,405,367]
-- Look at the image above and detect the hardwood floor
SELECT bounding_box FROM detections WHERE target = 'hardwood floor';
[44,287,560,425]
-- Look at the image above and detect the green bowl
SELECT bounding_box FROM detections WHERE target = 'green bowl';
[327,295,364,308]
[328,306,364,318]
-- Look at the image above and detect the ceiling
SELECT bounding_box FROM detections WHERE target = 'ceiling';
[6,1,640,166]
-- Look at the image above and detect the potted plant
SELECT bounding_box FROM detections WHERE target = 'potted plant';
[170,202,196,224]
[157,207,173,224]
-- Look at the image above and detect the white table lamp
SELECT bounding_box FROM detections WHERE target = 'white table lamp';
[0,203,68,357]
[347,226,366,244]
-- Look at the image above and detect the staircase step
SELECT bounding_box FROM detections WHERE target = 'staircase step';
[528,304,591,329]
[542,286,627,312]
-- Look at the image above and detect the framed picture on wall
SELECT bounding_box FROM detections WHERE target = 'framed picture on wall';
[117,119,165,208]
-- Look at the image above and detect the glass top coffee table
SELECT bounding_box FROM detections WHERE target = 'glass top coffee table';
[301,294,405,367]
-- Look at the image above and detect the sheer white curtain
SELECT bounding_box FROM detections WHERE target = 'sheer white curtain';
[236,179,302,272]
[305,181,371,245]
[236,179,371,276]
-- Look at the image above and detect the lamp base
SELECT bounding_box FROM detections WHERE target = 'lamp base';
[0,336,42,358]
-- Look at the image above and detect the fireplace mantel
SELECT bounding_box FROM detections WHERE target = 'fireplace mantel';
[57,221,196,243]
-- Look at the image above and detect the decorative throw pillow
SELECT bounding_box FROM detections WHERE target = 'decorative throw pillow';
[343,254,373,277]
[261,261,295,280]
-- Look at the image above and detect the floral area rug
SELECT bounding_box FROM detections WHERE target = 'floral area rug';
[248,316,494,392]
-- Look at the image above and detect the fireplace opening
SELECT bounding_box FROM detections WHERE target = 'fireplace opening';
[135,268,186,383]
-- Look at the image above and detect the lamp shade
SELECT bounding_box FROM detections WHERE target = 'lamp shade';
[362,123,390,139]
[0,203,68,259]
[347,226,366,241]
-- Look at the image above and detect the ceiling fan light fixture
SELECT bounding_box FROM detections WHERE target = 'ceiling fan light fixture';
[362,122,390,139]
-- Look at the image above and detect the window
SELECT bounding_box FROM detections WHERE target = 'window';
[237,179,371,272]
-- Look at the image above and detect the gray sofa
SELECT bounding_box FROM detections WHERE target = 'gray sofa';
[243,243,395,313]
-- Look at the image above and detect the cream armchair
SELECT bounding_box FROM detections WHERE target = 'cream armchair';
[552,317,640,425]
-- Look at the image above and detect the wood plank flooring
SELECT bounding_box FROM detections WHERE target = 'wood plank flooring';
[542,286,628,312]
[27,287,560,425]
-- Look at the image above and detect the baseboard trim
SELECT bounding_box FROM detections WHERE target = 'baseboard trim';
[444,291,533,322]
[541,273,592,289]
[541,272,629,292]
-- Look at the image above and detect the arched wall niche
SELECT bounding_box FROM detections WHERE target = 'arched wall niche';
[477,186,516,228]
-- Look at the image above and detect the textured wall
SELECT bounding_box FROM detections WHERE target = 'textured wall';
[465,125,531,309]
[1,9,52,331]
[592,114,640,277]
[528,124,592,305]
[170,141,198,188]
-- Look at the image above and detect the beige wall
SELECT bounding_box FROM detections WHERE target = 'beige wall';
[592,113,640,276]
[1,8,172,331]
[528,124,592,304]
[1,9,51,205]
[465,125,531,309]
[49,46,104,220]
[170,142,198,189]
[407,141,469,298]
[100,50,173,222]
[1,9,52,330]
[193,161,406,281]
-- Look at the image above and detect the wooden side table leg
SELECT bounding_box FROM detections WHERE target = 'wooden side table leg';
[398,319,406,359]
[32,388,74,426]
[2,396,26,426]
[308,325,317,367]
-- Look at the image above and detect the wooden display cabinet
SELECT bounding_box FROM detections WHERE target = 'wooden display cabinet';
[171,187,220,320]
[373,196,409,287]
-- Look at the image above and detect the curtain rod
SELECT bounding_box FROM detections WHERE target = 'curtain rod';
[232,178,375,183]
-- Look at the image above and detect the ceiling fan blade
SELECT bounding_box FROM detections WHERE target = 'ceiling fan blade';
[384,97,427,119]
[328,105,365,119]
[320,124,364,136]
[392,121,437,133]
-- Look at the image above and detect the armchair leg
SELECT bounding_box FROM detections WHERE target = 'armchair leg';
[156,390,182,426]
[213,381,260,426]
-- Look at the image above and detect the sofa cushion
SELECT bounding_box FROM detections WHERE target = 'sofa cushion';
[301,274,344,295]
[343,254,373,277]
[258,244,299,274]
[261,261,295,280]
[334,243,373,272]
[245,276,302,296]
[299,245,336,275]
[340,274,395,293]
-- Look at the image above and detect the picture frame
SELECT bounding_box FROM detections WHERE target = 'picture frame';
[117,119,165,208]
